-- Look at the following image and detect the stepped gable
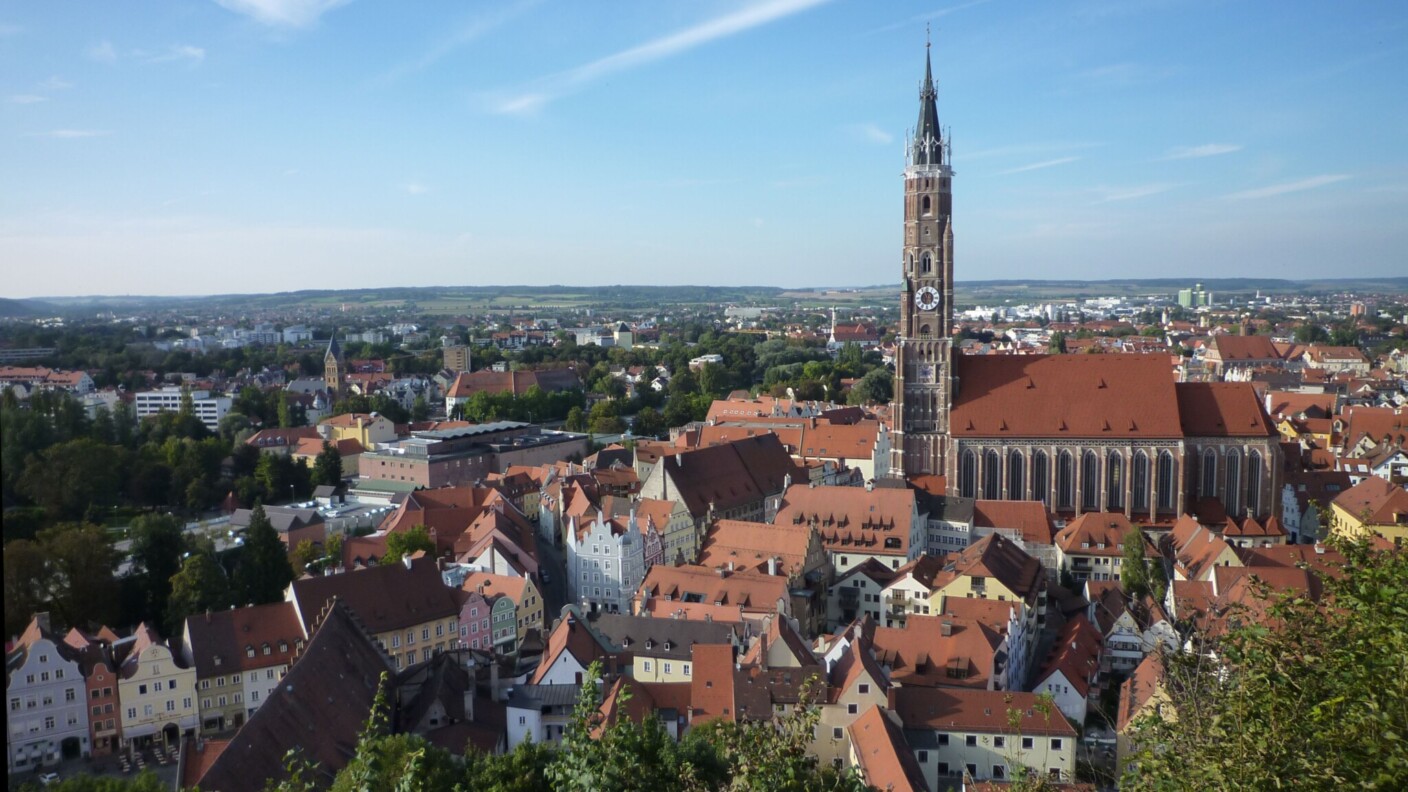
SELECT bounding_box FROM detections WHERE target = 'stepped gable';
[951,354,1182,438]
[193,600,394,792]
[1175,382,1278,437]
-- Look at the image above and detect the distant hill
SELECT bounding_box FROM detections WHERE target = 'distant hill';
[0,298,58,318]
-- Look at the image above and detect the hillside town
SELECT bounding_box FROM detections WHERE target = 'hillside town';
[6,38,1408,792]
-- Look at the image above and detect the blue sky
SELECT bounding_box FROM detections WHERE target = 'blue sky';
[2,0,1406,297]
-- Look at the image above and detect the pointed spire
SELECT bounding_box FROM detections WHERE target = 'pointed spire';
[911,36,942,167]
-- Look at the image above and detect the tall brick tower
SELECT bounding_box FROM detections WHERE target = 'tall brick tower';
[891,41,954,478]
[323,333,344,398]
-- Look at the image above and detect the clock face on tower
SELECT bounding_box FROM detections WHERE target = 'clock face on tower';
[915,286,940,312]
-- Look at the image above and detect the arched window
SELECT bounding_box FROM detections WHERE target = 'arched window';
[983,449,1001,500]
[1107,452,1125,511]
[1033,451,1050,506]
[907,254,915,273]
[1247,450,1263,515]
[1200,448,1218,500]
[1132,452,1150,511]
[959,450,977,499]
[1157,451,1175,511]
[919,324,931,336]
[1081,451,1100,511]
[921,195,933,216]
[1057,451,1074,509]
[1225,449,1242,515]
[1007,450,1026,500]
[921,252,932,274]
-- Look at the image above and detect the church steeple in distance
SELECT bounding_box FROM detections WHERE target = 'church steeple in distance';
[911,36,943,167]
[892,36,956,479]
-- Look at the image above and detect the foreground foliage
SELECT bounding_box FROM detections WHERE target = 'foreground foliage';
[1123,537,1408,791]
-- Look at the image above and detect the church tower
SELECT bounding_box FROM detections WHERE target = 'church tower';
[323,333,344,398]
[891,41,954,478]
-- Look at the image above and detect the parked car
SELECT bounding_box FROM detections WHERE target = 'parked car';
[39,773,61,786]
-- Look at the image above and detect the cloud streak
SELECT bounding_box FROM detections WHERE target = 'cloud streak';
[1093,183,1176,203]
[87,41,117,63]
[32,129,113,139]
[375,0,538,86]
[147,45,206,65]
[851,123,893,145]
[214,0,351,28]
[9,94,48,104]
[998,156,1079,175]
[1223,174,1350,200]
[1162,143,1241,160]
[490,0,830,115]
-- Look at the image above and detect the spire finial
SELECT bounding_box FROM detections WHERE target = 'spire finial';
[926,23,931,49]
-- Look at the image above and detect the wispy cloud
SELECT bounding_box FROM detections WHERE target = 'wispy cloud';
[867,0,994,35]
[39,76,73,91]
[87,41,117,63]
[9,94,48,105]
[31,129,113,139]
[488,0,831,116]
[1223,174,1350,201]
[850,123,893,145]
[214,0,351,29]
[1162,143,1241,160]
[998,156,1080,175]
[401,182,430,195]
[1092,183,1176,203]
[960,141,1103,162]
[375,0,538,86]
[147,45,206,65]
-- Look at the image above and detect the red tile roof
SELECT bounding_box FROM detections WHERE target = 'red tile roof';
[698,519,817,577]
[1034,615,1102,697]
[849,705,929,792]
[774,484,917,558]
[1332,475,1408,525]
[952,355,1183,439]
[891,686,1078,736]
[1175,383,1278,437]
[973,500,1056,545]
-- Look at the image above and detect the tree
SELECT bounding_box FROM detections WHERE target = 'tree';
[383,525,435,564]
[166,551,231,634]
[37,522,120,629]
[1123,537,1408,790]
[1120,525,1152,599]
[324,533,344,568]
[632,406,666,438]
[233,504,294,606]
[411,395,430,422]
[565,406,586,432]
[848,368,892,405]
[18,438,122,521]
[1049,332,1067,354]
[311,440,343,487]
[3,539,48,637]
[130,513,186,628]
[589,400,627,435]
[291,539,321,574]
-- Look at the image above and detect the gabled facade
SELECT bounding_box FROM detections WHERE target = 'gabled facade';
[115,625,198,751]
[181,602,305,734]
[6,614,89,772]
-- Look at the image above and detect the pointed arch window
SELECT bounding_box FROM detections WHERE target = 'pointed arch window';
[959,450,977,499]
[1200,448,1218,500]
[1107,452,1125,511]
[1056,452,1074,509]
[1007,450,1025,500]
[1225,449,1242,515]
[1157,451,1175,511]
[921,252,932,274]
[1081,451,1100,511]
[1247,450,1263,516]
[1131,452,1150,512]
[921,195,933,217]
[1033,451,1050,506]
[982,450,1001,500]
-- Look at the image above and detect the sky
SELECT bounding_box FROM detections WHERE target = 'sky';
[2,0,1406,298]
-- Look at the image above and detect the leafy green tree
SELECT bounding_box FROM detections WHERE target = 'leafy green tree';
[565,405,586,432]
[3,539,48,636]
[311,440,343,487]
[37,522,120,629]
[324,533,344,568]
[233,504,294,605]
[848,368,893,405]
[35,770,169,792]
[384,524,436,564]
[18,438,122,521]
[1120,525,1152,599]
[632,406,666,438]
[167,550,231,634]
[411,394,430,421]
[291,539,321,574]
[1123,537,1408,790]
[1049,331,1067,354]
[130,513,186,628]
[589,400,627,435]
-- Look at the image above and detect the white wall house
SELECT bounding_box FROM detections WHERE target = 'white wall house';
[565,512,660,614]
[6,615,90,772]
[134,387,231,432]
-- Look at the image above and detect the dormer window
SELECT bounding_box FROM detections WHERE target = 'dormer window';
[262,643,271,656]
[246,646,255,658]
[278,641,288,653]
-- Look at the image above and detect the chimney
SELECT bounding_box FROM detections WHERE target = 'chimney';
[940,620,953,637]
[675,453,683,467]
[767,557,777,576]
[402,554,413,571]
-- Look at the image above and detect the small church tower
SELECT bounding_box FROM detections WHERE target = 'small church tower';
[323,333,344,398]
